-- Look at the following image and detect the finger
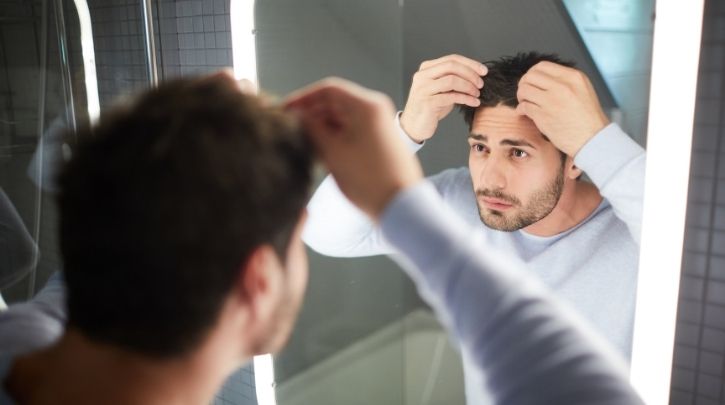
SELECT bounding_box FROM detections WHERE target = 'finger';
[516,82,546,107]
[515,101,544,120]
[417,60,485,88]
[519,69,560,92]
[300,110,350,165]
[284,77,351,110]
[284,86,328,111]
[431,92,481,108]
[420,54,488,76]
[294,101,332,138]
[426,75,481,98]
[528,61,578,79]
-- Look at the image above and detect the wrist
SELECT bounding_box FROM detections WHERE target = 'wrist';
[399,112,426,144]
[568,119,610,157]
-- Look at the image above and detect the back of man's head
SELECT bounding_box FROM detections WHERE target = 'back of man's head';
[460,52,575,129]
[57,74,313,358]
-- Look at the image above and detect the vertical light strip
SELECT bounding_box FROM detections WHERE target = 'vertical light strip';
[72,0,100,122]
[230,0,258,83]
[253,354,277,405]
[231,1,274,404]
[630,1,705,404]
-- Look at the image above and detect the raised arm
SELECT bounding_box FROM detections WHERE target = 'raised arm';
[303,54,486,257]
[303,174,393,257]
[574,123,645,243]
[517,61,644,243]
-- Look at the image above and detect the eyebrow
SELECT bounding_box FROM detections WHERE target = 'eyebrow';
[468,133,537,149]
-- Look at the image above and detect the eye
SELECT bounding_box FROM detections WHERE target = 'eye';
[511,148,528,158]
[471,144,487,153]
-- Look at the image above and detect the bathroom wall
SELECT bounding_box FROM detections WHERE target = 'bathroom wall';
[670,0,725,403]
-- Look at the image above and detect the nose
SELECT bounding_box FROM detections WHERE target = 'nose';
[477,155,507,191]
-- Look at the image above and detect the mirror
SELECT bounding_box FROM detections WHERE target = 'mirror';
[5,1,710,404]
[255,1,656,404]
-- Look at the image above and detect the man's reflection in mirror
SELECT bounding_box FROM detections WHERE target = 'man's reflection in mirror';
[304,52,645,404]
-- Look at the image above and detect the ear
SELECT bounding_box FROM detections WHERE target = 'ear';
[564,155,583,180]
[236,245,285,323]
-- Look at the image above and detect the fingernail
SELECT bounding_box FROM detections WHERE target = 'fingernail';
[478,78,484,88]
[480,64,488,75]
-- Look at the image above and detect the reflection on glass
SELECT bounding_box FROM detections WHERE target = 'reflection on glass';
[0,0,85,304]
[258,1,655,405]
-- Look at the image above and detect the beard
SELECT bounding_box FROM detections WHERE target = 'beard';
[475,168,565,232]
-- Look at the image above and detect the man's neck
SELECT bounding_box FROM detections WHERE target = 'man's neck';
[523,180,602,237]
[5,329,242,405]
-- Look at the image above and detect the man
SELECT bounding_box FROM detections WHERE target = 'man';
[303,52,645,403]
[290,78,643,405]
[0,73,314,404]
[0,72,642,405]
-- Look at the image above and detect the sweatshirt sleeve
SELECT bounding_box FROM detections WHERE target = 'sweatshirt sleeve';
[302,174,395,257]
[574,123,645,244]
[302,112,425,257]
[380,180,644,405]
[0,273,67,355]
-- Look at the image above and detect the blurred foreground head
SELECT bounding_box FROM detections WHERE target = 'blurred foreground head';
[57,72,314,358]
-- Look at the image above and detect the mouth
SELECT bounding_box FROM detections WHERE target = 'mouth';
[479,197,514,211]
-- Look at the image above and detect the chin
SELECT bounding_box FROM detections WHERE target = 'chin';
[479,212,524,232]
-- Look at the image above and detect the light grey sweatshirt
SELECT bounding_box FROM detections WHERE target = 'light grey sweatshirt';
[303,122,645,403]
[381,180,643,404]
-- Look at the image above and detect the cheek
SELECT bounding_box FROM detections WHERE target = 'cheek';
[506,166,546,200]
[518,168,557,198]
[468,157,484,186]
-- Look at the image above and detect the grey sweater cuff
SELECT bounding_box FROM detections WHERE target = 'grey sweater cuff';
[574,123,645,188]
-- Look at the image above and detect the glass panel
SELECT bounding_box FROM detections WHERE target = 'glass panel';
[258,1,658,404]
[254,1,414,404]
[0,0,155,306]
[0,0,86,304]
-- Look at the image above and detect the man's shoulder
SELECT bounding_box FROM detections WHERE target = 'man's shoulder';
[576,199,637,246]
[0,304,64,358]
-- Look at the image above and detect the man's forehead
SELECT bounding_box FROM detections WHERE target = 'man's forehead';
[470,105,543,140]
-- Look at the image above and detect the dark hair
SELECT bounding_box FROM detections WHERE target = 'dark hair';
[57,75,313,358]
[460,52,575,129]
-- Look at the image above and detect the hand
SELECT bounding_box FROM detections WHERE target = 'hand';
[400,54,487,143]
[516,61,610,157]
[285,78,424,220]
